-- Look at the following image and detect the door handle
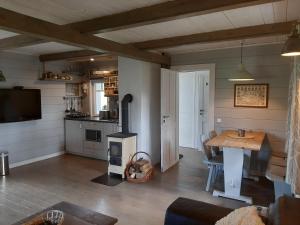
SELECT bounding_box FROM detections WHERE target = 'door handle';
[162,115,170,119]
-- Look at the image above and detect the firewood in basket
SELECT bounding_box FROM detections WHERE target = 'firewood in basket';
[129,166,135,175]
[135,172,144,179]
[140,163,151,172]
[135,159,149,167]
[142,166,152,174]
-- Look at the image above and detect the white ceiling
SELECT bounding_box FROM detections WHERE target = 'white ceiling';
[0,0,299,56]
[0,0,169,24]
[96,0,299,43]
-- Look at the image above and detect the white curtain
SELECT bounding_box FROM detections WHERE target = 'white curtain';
[286,56,300,195]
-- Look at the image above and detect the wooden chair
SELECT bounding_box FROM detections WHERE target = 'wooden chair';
[266,151,291,199]
[202,139,223,192]
[208,131,222,156]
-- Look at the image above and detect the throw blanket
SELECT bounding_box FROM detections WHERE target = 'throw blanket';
[216,206,265,225]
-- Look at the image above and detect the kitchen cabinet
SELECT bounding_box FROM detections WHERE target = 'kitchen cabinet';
[65,120,83,154]
[65,119,118,160]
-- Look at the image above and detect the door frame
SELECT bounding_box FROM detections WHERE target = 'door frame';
[171,64,215,151]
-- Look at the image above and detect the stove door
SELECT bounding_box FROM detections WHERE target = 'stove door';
[109,142,122,166]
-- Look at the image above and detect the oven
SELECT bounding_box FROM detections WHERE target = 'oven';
[85,129,101,142]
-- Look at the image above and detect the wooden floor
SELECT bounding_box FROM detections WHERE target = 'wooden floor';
[1,149,248,225]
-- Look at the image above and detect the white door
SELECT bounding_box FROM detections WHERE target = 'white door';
[195,71,210,149]
[161,68,178,172]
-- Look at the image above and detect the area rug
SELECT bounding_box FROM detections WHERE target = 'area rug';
[214,175,275,206]
[91,173,123,186]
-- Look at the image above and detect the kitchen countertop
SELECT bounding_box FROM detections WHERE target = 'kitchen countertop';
[65,116,119,123]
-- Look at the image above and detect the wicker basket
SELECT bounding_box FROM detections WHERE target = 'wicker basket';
[125,151,154,183]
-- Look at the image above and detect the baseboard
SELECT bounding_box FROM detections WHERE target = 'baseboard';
[10,151,65,168]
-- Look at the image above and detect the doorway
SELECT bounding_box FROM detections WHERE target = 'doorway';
[160,64,215,172]
[178,70,209,150]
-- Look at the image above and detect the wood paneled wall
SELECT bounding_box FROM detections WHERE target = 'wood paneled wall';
[172,44,292,153]
[0,52,68,164]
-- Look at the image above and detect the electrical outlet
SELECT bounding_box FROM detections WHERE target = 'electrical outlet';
[216,118,222,123]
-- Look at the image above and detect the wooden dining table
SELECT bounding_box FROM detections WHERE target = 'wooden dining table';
[206,130,265,204]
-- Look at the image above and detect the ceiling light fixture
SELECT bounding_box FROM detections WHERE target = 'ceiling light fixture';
[90,58,95,62]
[281,23,300,57]
[0,70,6,82]
[228,42,254,82]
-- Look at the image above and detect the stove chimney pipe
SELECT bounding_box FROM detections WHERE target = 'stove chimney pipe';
[121,94,133,134]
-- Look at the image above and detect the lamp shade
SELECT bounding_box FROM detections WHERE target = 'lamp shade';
[228,64,254,82]
[282,24,300,57]
[0,70,6,82]
[281,36,300,57]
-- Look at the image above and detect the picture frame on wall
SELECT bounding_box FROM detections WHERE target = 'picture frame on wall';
[234,83,269,108]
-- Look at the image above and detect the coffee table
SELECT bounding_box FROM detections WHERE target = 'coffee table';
[12,201,118,225]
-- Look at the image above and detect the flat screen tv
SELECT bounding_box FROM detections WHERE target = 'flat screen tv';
[0,89,41,123]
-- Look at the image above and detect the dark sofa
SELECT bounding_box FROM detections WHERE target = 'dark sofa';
[164,196,300,225]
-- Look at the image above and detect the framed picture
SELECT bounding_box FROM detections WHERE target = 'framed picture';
[234,84,269,108]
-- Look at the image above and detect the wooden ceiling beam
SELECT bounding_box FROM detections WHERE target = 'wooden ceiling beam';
[68,0,281,34]
[0,0,281,50]
[0,7,170,65]
[38,21,294,62]
[133,21,295,50]
[0,35,45,50]
[39,50,104,62]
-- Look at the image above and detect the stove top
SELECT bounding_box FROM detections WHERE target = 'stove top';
[65,112,89,118]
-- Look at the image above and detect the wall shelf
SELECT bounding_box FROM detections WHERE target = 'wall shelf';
[104,75,118,97]
[38,78,74,82]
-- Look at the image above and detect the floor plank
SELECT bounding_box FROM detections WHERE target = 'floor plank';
[1,149,258,225]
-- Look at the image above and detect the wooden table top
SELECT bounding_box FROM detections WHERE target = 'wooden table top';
[13,201,118,225]
[206,130,265,151]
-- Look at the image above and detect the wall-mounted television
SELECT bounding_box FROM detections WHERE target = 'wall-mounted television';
[0,89,41,123]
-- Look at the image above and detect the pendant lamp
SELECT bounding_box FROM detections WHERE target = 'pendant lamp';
[281,23,300,57]
[228,42,254,82]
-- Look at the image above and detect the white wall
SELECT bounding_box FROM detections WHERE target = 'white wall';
[118,57,161,164]
[0,51,68,164]
[172,44,292,154]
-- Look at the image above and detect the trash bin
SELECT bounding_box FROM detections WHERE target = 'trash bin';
[0,151,9,176]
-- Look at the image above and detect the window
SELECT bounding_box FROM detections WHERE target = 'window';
[93,81,108,115]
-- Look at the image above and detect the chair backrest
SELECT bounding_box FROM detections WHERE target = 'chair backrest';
[209,130,220,155]
[202,139,212,161]
[209,130,218,139]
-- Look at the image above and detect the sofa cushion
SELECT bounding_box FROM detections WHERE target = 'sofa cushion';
[216,206,265,225]
[164,197,232,225]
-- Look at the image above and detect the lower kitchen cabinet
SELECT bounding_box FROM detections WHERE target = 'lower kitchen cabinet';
[65,120,83,154]
[65,119,118,160]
